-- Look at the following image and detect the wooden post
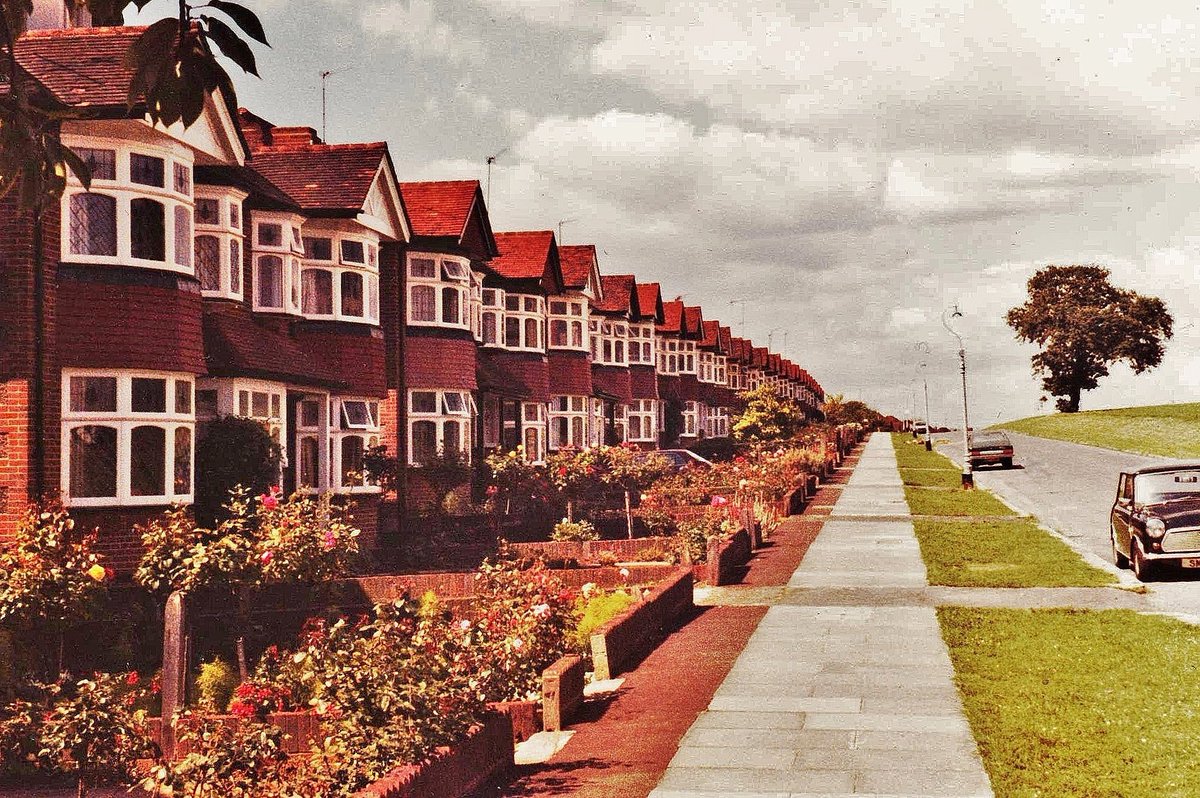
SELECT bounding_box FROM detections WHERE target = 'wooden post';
[160,591,189,760]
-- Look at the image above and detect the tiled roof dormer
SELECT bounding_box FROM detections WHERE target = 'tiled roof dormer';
[491,231,564,291]
[635,282,664,323]
[399,180,499,261]
[593,274,638,316]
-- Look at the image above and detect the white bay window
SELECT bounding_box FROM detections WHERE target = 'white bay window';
[627,399,657,443]
[331,397,382,492]
[61,370,194,506]
[549,396,588,450]
[252,211,304,314]
[548,298,587,351]
[407,254,469,330]
[194,187,247,300]
[301,232,380,324]
[408,389,473,465]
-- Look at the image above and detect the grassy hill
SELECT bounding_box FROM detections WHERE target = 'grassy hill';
[995,403,1200,458]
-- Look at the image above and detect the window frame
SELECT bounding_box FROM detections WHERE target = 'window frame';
[406,389,473,466]
[193,186,248,301]
[250,210,305,315]
[61,370,195,507]
[406,252,471,331]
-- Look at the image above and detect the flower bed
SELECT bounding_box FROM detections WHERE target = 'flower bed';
[146,710,320,758]
[589,566,694,681]
[352,710,514,798]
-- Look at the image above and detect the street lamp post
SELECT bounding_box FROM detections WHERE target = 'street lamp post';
[942,306,974,489]
[915,343,932,451]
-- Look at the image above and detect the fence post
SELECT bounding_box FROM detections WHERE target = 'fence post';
[160,590,189,760]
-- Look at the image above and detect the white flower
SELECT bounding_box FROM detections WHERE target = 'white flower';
[512,637,524,650]
[619,568,630,579]
[581,582,596,598]
[459,619,471,631]
[532,603,550,618]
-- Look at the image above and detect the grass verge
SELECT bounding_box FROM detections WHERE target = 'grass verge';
[915,518,1114,587]
[903,485,1018,517]
[997,402,1200,458]
[891,433,961,470]
[940,607,1200,797]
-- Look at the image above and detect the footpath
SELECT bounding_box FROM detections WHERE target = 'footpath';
[472,451,858,798]
[650,433,991,797]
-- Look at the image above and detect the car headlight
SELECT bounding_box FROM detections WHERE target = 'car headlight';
[1146,518,1167,539]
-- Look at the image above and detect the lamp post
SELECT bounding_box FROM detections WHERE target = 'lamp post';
[942,306,973,488]
[915,343,933,451]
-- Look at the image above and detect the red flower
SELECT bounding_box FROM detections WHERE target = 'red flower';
[125,672,140,686]
[557,466,568,477]
[260,494,279,510]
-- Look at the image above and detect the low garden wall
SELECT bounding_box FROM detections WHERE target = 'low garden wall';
[701,528,752,587]
[147,711,321,758]
[590,566,694,681]
[507,537,676,564]
[488,699,541,746]
[542,654,585,732]
[353,710,514,798]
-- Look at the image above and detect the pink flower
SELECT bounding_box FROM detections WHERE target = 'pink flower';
[270,484,281,495]
[532,603,550,618]
[486,485,499,496]
[322,530,337,550]
[711,495,729,507]
[261,550,274,565]
[261,494,279,510]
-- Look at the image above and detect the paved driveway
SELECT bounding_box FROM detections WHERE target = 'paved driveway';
[934,431,1200,618]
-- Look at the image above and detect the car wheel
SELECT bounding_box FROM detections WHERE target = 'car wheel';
[1131,542,1156,582]
[1112,528,1129,569]
[1001,458,1013,469]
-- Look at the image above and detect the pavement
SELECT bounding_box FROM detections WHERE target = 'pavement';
[650,433,993,798]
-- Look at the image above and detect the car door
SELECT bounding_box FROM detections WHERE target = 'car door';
[1112,473,1134,555]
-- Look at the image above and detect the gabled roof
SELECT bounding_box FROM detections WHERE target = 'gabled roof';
[558,245,600,292]
[491,231,564,290]
[593,274,639,316]
[195,164,299,212]
[683,306,704,338]
[659,299,684,335]
[635,282,664,323]
[700,320,721,350]
[399,180,498,258]
[730,337,752,363]
[12,25,248,164]
[238,109,409,240]
[11,25,144,108]
[719,326,733,353]
[751,347,768,368]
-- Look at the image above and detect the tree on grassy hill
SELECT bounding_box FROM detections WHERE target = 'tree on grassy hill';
[1006,265,1173,413]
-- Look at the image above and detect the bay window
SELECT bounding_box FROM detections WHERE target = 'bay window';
[628,324,654,364]
[593,319,628,366]
[700,352,715,383]
[549,396,587,450]
[679,342,697,374]
[61,137,195,273]
[521,402,545,462]
[627,400,657,442]
[295,396,328,491]
[300,231,381,324]
[481,289,503,346]
[502,294,544,351]
[548,299,587,351]
[682,401,699,437]
[252,211,304,314]
[62,370,194,506]
[407,253,469,329]
[407,389,473,465]
[193,187,248,300]
[331,398,381,492]
[657,338,680,375]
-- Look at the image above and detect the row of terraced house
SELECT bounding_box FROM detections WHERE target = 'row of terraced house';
[0,11,824,568]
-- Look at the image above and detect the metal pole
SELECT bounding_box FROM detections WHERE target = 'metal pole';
[959,347,973,487]
[923,375,932,451]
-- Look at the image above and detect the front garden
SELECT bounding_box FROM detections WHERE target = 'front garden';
[0,392,863,798]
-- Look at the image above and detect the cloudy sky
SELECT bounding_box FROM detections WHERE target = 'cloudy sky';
[135,0,1200,425]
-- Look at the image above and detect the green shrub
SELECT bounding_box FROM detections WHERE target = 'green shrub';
[552,518,599,542]
[571,587,635,655]
[195,416,282,525]
[195,657,238,712]
[595,550,619,566]
[635,544,676,564]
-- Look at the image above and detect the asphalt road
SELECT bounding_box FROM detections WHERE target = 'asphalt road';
[932,431,1200,618]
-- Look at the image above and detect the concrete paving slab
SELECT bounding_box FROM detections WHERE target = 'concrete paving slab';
[651,433,993,798]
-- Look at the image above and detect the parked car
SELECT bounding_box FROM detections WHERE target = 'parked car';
[913,423,929,436]
[658,449,714,472]
[967,430,1014,469]
[1111,464,1200,581]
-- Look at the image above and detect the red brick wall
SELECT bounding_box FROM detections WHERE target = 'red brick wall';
[0,195,61,540]
[380,243,401,387]
[547,351,592,396]
[70,505,166,573]
[57,275,206,373]
[405,333,477,390]
[293,325,387,396]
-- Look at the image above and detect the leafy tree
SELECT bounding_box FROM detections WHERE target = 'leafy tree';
[601,444,672,539]
[1006,265,1173,413]
[1,0,270,208]
[732,385,805,442]
[195,416,281,526]
[820,394,883,428]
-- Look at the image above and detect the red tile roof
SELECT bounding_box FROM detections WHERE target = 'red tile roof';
[719,326,733,353]
[683,306,704,338]
[399,180,480,238]
[249,144,388,213]
[594,274,636,315]
[558,245,597,290]
[660,299,685,334]
[751,347,768,368]
[492,231,558,281]
[12,26,144,108]
[592,365,633,404]
[700,320,721,350]
[203,305,342,388]
[635,283,664,322]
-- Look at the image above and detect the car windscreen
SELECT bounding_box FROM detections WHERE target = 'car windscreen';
[1135,470,1200,504]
